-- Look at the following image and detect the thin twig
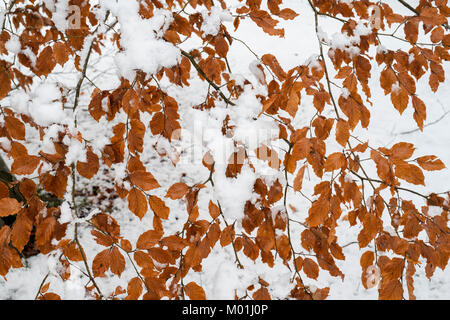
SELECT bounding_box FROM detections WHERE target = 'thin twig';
[180,50,236,106]
[34,272,50,300]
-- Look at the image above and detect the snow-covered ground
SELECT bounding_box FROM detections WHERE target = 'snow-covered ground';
[0,0,448,299]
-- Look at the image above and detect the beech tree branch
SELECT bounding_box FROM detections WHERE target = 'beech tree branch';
[74,223,104,299]
[180,50,236,106]
[397,0,449,30]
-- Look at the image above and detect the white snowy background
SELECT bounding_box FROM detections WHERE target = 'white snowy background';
[0,0,448,299]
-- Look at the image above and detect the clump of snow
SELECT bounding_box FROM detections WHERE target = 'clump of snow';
[208,258,241,299]
[63,267,87,299]
[323,21,372,57]
[249,60,266,84]
[10,82,66,127]
[110,162,127,184]
[63,133,87,165]
[53,0,70,32]
[305,54,321,70]
[214,164,257,221]
[29,83,66,126]
[5,35,21,54]
[41,124,62,154]
[200,5,232,36]
[0,137,11,151]
[427,206,443,217]
[341,88,350,99]
[228,86,278,151]
[391,82,400,93]
[59,202,73,224]
[100,0,180,80]
[317,26,329,43]
[42,0,55,11]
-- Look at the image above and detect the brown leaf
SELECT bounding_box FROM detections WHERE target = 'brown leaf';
[11,155,40,175]
[312,287,329,300]
[128,188,148,219]
[258,94,278,117]
[128,119,146,154]
[208,201,220,219]
[360,251,375,269]
[148,195,169,219]
[243,237,259,260]
[11,211,33,251]
[390,142,415,161]
[220,224,235,247]
[214,35,229,58]
[293,165,306,192]
[0,198,21,217]
[133,251,154,269]
[149,247,172,264]
[358,213,381,248]
[306,197,329,227]
[0,68,11,100]
[416,155,445,171]
[285,90,299,118]
[129,170,160,191]
[91,213,121,237]
[165,182,189,199]
[5,116,25,140]
[39,292,61,300]
[120,239,132,252]
[253,287,271,300]
[92,249,111,278]
[303,258,319,279]
[185,282,206,300]
[35,216,56,246]
[391,87,409,114]
[136,230,163,250]
[430,26,444,43]
[249,10,284,37]
[126,277,143,300]
[324,152,346,172]
[380,68,396,94]
[406,262,416,300]
[336,119,350,146]
[160,235,189,251]
[379,279,403,300]
[277,8,298,20]
[77,150,99,179]
[35,46,56,77]
[262,54,286,80]
[110,246,125,277]
[53,42,69,66]
[370,150,392,183]
[63,242,83,262]
[150,112,164,135]
[412,96,426,130]
[395,163,424,185]
[19,178,36,200]
[404,19,419,43]
[0,182,9,199]
[275,234,291,261]
[91,229,114,247]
